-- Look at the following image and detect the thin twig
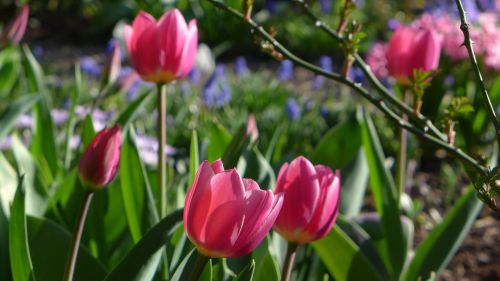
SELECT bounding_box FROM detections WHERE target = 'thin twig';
[455,0,500,153]
[205,0,488,176]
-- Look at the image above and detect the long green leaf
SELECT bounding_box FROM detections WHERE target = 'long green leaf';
[190,130,199,186]
[120,127,159,243]
[233,260,255,281]
[361,112,406,278]
[222,124,249,169]
[114,91,154,130]
[0,94,40,141]
[9,176,33,281]
[340,149,369,217]
[171,249,212,281]
[402,187,482,281]
[0,199,10,281]
[207,122,232,162]
[63,64,82,169]
[312,225,385,281]
[27,216,107,281]
[104,209,183,281]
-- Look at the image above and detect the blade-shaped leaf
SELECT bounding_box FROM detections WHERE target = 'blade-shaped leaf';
[207,122,231,162]
[171,249,211,281]
[0,94,40,141]
[402,187,482,281]
[114,91,154,130]
[312,225,385,281]
[104,209,183,281]
[233,260,255,281]
[190,130,199,186]
[222,124,249,169]
[9,176,34,281]
[361,111,406,278]
[340,149,369,217]
[63,64,82,169]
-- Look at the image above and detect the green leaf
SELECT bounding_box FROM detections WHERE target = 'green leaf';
[0,152,19,217]
[361,111,406,278]
[114,91,154,130]
[104,209,183,281]
[27,216,107,281]
[63,64,82,169]
[312,225,385,281]
[120,127,159,243]
[402,187,482,281]
[207,122,232,162]
[9,176,34,281]
[0,94,40,141]
[222,124,249,169]
[0,46,21,95]
[22,45,47,95]
[0,200,10,280]
[252,237,280,281]
[310,113,362,169]
[81,115,96,147]
[233,260,255,281]
[340,149,369,217]
[171,249,211,281]
[190,130,199,186]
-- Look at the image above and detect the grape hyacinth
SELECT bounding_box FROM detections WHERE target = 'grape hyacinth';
[80,56,102,79]
[277,60,294,81]
[312,56,333,90]
[286,98,301,120]
[203,65,232,108]
[234,56,249,77]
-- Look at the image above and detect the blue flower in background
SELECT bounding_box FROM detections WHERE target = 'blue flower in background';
[286,98,301,120]
[320,0,331,14]
[277,60,294,81]
[189,67,201,83]
[80,56,102,78]
[387,18,400,31]
[234,56,249,77]
[348,66,364,84]
[427,0,479,21]
[33,45,43,60]
[320,105,329,117]
[266,0,277,14]
[203,65,232,108]
[313,56,333,90]
[478,0,497,11]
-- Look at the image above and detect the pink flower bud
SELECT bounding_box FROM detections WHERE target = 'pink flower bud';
[184,159,284,258]
[125,9,198,84]
[386,26,441,82]
[273,156,340,244]
[0,5,29,47]
[78,126,121,191]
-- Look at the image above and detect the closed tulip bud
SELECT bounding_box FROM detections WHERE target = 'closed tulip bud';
[274,156,340,244]
[78,126,121,192]
[386,26,441,83]
[0,5,29,47]
[184,159,284,258]
[124,9,198,84]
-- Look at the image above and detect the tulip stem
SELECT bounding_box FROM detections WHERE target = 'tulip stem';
[63,191,94,281]
[157,83,167,218]
[281,242,298,281]
[396,90,409,200]
[187,252,209,281]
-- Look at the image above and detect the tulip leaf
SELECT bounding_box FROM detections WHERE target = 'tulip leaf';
[0,152,17,217]
[9,176,34,281]
[190,130,199,186]
[361,111,406,278]
[104,209,183,281]
[222,124,249,169]
[81,115,96,147]
[120,127,159,243]
[63,64,82,169]
[27,216,107,281]
[0,199,10,281]
[340,149,369,217]
[207,122,232,162]
[171,249,212,281]
[114,90,154,130]
[0,94,40,142]
[312,225,385,281]
[402,187,482,281]
[0,46,21,96]
[233,259,255,281]
[252,238,280,281]
[310,112,362,169]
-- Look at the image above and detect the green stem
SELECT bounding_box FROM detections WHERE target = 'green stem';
[157,83,167,217]
[187,252,209,281]
[455,0,500,156]
[281,242,298,281]
[396,91,409,199]
[63,191,94,281]
[204,0,488,177]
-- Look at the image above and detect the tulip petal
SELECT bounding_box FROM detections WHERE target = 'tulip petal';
[184,161,215,240]
[242,178,260,191]
[211,159,224,173]
[409,28,441,73]
[176,20,198,78]
[274,162,289,193]
[386,27,415,78]
[200,200,245,257]
[231,192,284,257]
[158,9,188,75]
[129,11,161,78]
[274,156,320,237]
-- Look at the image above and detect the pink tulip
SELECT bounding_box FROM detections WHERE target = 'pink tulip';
[273,156,340,244]
[79,126,121,191]
[124,9,198,84]
[0,5,29,47]
[184,159,284,258]
[386,26,441,82]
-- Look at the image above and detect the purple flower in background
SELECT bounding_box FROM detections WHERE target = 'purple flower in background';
[278,60,294,81]
[462,0,480,22]
[106,39,125,62]
[320,0,331,14]
[348,66,364,84]
[203,65,232,108]
[478,0,498,11]
[234,56,249,76]
[313,56,333,90]
[320,105,329,117]
[266,0,277,14]
[189,67,201,83]
[387,18,400,31]
[135,134,176,166]
[286,98,301,120]
[80,56,102,78]
[33,45,43,60]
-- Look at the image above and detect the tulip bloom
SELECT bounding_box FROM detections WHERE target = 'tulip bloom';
[273,156,340,244]
[78,126,121,191]
[124,9,198,84]
[0,5,29,47]
[184,160,284,258]
[386,26,441,83]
